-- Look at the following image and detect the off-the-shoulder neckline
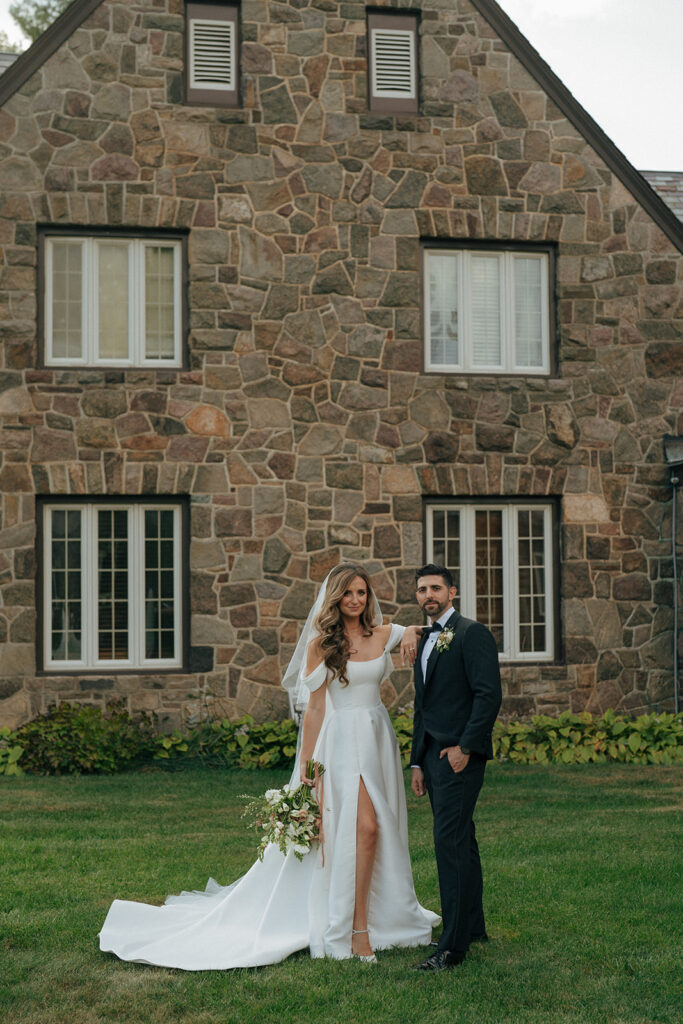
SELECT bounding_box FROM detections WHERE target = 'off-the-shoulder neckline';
[348,652,388,664]
[303,649,389,679]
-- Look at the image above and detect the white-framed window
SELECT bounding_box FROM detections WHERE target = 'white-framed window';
[44,236,183,367]
[186,3,239,106]
[424,247,551,374]
[426,502,555,661]
[42,502,184,671]
[368,11,418,113]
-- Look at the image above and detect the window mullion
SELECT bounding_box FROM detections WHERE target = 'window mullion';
[461,252,471,373]
[130,506,141,665]
[173,243,181,365]
[504,507,518,661]
[508,253,517,374]
[43,506,53,667]
[45,242,54,363]
[543,506,553,657]
[540,256,550,373]
[134,241,143,364]
[503,252,513,374]
[173,506,181,662]
[88,239,97,366]
[84,505,97,668]
[462,507,476,620]
[424,250,431,371]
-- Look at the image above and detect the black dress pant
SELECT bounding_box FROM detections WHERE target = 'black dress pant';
[423,736,486,953]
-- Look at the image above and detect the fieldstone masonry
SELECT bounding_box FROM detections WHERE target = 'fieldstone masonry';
[0,0,681,730]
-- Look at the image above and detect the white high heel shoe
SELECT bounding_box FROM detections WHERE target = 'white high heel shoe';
[352,928,378,964]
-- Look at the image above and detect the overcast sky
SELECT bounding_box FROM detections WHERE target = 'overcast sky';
[0,0,680,171]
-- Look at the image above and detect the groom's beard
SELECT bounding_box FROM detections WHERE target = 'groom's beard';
[420,598,449,621]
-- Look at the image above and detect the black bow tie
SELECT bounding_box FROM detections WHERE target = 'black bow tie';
[424,623,443,635]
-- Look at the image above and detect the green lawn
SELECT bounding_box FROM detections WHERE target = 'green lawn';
[1,765,681,1024]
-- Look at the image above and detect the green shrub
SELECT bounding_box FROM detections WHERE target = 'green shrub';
[0,726,24,776]
[2,704,680,775]
[389,708,682,766]
[153,715,299,770]
[388,709,415,767]
[492,709,683,765]
[12,701,156,775]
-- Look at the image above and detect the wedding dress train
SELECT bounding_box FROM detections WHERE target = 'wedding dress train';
[99,624,439,969]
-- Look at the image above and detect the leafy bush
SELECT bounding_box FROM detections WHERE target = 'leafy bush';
[388,709,415,767]
[0,726,24,776]
[153,716,299,770]
[12,702,156,775]
[492,710,683,765]
[2,705,681,776]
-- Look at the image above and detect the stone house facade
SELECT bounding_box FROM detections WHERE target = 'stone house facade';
[0,0,681,731]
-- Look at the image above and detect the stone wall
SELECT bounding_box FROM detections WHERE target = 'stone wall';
[0,0,681,730]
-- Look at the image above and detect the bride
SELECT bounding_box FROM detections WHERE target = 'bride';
[99,563,439,969]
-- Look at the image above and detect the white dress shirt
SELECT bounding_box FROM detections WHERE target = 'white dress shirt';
[419,607,455,681]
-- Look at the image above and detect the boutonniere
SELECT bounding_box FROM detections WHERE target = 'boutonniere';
[436,628,455,653]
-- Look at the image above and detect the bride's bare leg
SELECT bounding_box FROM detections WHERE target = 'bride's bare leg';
[352,778,377,956]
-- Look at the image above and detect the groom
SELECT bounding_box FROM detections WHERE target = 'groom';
[410,563,502,972]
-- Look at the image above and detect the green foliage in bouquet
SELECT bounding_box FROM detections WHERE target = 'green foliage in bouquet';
[241,761,325,861]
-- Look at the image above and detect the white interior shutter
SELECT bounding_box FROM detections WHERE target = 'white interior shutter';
[190,18,235,91]
[470,254,502,367]
[97,241,130,361]
[513,255,544,369]
[428,252,460,367]
[371,28,416,98]
[50,240,84,360]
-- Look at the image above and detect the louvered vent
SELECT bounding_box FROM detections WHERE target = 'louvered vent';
[371,28,416,98]
[190,18,235,91]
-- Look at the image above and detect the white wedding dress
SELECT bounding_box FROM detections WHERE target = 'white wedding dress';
[99,624,439,969]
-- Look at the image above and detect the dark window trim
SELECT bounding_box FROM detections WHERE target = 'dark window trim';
[185,1,240,108]
[419,237,558,378]
[37,225,189,371]
[35,495,191,676]
[367,8,420,115]
[422,495,563,666]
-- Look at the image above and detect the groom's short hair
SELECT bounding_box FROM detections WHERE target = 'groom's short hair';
[415,563,454,588]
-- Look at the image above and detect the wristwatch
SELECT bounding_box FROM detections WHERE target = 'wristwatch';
[460,746,471,755]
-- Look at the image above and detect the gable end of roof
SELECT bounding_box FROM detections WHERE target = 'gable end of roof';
[0,0,104,107]
[0,0,681,253]
[469,0,683,253]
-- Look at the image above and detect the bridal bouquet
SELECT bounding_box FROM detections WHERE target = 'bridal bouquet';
[242,760,325,862]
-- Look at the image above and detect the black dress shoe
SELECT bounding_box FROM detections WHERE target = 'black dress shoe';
[412,949,466,972]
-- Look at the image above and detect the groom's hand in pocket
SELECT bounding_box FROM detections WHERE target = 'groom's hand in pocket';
[440,746,470,773]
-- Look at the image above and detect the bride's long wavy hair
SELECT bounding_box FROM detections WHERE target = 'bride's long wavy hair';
[313,563,377,688]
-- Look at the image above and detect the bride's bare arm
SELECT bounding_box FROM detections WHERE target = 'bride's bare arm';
[299,640,326,783]
[379,622,423,666]
[400,624,422,665]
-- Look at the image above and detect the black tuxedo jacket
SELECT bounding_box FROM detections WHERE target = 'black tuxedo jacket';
[410,610,502,765]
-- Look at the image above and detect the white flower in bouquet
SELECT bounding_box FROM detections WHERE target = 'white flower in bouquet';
[241,761,325,862]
